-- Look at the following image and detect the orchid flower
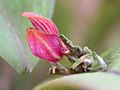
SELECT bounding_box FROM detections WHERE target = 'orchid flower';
[22,12,70,63]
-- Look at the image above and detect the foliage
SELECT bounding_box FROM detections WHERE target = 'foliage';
[0,0,55,73]
[34,72,120,90]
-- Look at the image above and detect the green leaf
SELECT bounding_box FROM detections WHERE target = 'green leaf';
[85,1,120,50]
[102,46,120,72]
[0,8,31,73]
[34,72,120,90]
[0,0,55,73]
[33,0,55,19]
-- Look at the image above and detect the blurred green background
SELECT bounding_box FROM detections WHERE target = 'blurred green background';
[0,0,120,90]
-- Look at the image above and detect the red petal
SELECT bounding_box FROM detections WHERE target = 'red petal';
[22,12,59,35]
[27,28,64,63]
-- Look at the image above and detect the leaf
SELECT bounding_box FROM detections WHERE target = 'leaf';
[0,8,31,73]
[33,72,120,90]
[102,46,120,72]
[0,0,55,73]
[1,0,56,38]
[85,1,120,50]
[33,0,55,19]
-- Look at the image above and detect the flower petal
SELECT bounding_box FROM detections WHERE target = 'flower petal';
[22,12,59,35]
[27,28,64,63]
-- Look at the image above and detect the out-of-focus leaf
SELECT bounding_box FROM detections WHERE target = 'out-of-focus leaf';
[102,46,120,72]
[53,0,72,35]
[33,0,55,19]
[0,6,31,73]
[0,0,55,73]
[34,72,120,90]
[1,0,56,39]
[85,1,120,50]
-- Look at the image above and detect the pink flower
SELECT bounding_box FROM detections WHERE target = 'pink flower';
[22,12,69,63]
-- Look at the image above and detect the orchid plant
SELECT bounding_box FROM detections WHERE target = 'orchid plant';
[1,0,120,90]
[22,12,107,75]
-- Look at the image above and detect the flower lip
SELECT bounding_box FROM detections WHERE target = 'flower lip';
[27,28,63,63]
